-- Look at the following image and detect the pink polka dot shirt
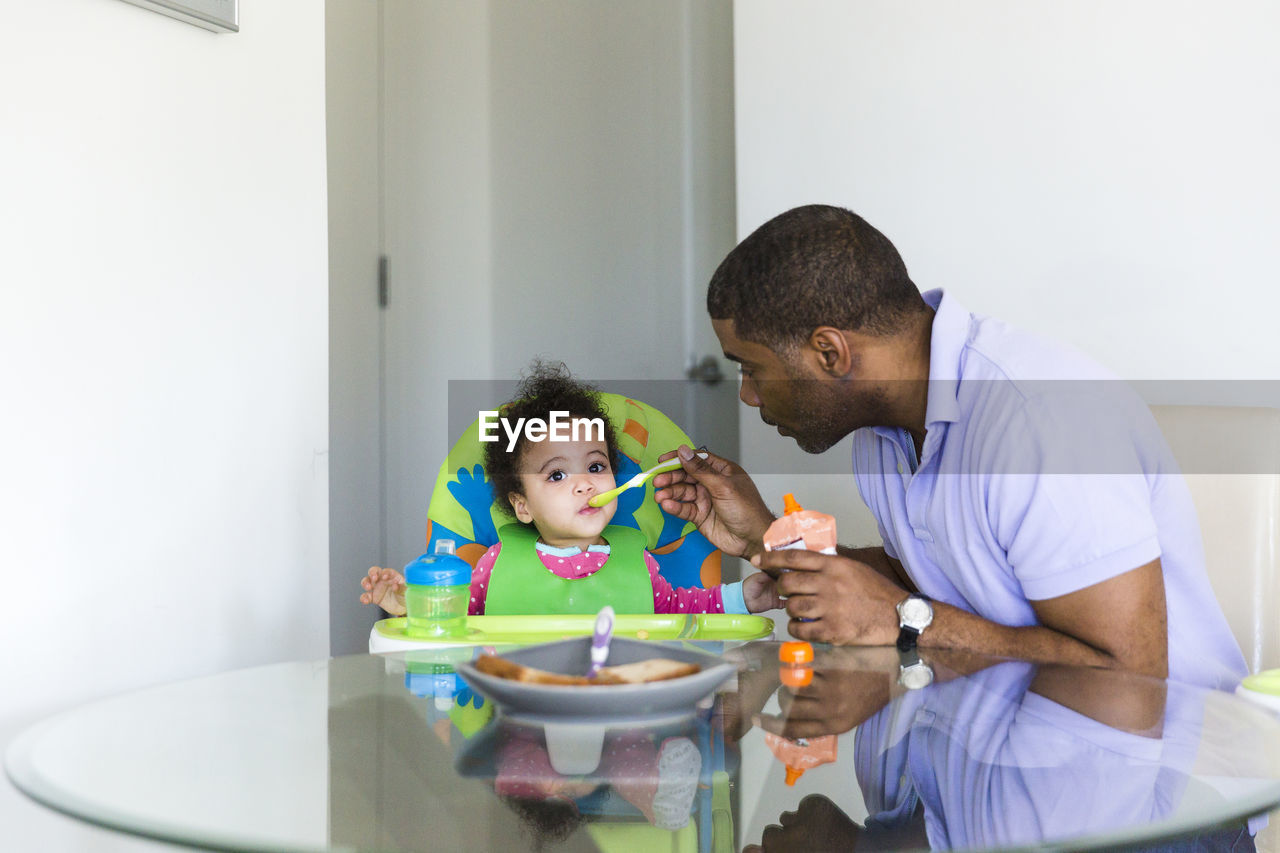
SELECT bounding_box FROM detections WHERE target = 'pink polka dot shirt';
[468,541,728,616]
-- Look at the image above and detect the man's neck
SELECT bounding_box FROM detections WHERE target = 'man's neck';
[881,305,935,441]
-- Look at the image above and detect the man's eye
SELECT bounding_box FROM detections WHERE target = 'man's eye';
[547,470,566,482]
[588,461,609,474]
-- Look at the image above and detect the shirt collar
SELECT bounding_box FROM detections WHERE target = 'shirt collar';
[921,288,969,427]
[535,541,610,557]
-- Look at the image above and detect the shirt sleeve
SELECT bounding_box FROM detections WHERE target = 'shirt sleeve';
[647,550,725,614]
[719,581,749,615]
[469,543,502,616]
[986,394,1162,601]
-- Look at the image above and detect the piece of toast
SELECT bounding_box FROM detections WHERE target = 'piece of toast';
[602,658,701,683]
[474,654,699,686]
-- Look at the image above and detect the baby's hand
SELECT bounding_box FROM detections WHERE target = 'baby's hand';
[742,571,784,614]
[360,566,407,615]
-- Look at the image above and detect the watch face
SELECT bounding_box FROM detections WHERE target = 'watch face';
[899,663,935,690]
[899,596,933,630]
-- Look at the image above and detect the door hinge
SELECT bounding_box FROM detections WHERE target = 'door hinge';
[377,255,389,308]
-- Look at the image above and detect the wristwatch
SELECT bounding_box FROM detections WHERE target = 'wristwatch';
[895,593,933,651]
[897,646,935,690]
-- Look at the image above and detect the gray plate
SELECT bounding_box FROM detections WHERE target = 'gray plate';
[455,637,735,718]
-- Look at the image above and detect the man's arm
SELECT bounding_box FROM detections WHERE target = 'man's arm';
[763,549,1169,678]
[929,559,1168,677]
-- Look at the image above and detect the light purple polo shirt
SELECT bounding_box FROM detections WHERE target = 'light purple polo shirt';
[854,661,1212,849]
[851,290,1246,689]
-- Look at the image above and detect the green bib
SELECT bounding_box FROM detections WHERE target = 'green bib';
[484,524,654,615]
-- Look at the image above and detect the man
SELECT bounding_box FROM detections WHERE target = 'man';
[655,204,1244,689]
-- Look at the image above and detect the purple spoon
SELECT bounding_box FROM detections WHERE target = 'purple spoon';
[586,605,616,679]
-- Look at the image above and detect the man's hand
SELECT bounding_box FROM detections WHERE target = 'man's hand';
[745,795,863,853]
[754,650,895,740]
[757,549,906,645]
[652,445,775,559]
[719,642,784,741]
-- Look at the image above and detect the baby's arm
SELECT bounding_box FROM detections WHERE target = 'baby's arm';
[646,552,780,615]
[469,543,502,616]
[359,567,406,615]
[647,552,727,614]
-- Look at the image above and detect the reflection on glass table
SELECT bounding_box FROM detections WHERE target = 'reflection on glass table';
[734,645,1279,852]
[6,643,1280,852]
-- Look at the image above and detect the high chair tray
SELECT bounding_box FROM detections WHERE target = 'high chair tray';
[369,613,773,653]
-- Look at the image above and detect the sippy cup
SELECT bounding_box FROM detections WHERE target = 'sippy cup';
[404,539,471,639]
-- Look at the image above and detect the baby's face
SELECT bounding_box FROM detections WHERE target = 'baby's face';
[508,436,617,548]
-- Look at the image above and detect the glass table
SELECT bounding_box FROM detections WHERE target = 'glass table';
[8,642,1280,852]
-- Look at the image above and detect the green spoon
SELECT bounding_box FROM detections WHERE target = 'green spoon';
[588,451,708,507]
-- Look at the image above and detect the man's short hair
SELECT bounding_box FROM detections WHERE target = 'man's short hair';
[707,204,925,349]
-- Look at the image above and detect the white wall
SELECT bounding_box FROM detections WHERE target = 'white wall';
[733,0,1280,536]
[0,1,330,848]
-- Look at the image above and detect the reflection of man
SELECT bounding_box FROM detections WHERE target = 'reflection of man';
[854,661,1177,850]
[657,204,1244,688]
[740,648,1258,851]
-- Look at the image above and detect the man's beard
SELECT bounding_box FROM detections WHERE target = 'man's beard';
[782,377,894,455]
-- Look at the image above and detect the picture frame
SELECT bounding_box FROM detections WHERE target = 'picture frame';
[117,0,238,33]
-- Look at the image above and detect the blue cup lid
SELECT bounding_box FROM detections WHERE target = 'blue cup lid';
[404,669,459,699]
[404,551,471,586]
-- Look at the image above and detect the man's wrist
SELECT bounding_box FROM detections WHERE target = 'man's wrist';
[739,516,775,560]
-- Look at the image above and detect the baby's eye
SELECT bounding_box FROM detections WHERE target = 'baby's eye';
[547,469,567,483]
[588,461,609,474]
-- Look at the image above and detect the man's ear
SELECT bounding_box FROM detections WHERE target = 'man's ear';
[509,493,533,524]
[807,327,854,377]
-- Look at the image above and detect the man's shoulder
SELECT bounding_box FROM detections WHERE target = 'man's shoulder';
[961,313,1119,384]
[954,315,1164,477]
[958,314,1145,436]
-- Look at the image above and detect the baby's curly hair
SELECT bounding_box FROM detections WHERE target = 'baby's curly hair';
[500,794,586,849]
[484,361,621,521]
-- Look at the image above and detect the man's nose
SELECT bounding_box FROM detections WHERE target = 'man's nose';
[739,377,760,408]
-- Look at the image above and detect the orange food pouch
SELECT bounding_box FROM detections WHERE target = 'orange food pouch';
[762,493,837,555]
[764,731,839,785]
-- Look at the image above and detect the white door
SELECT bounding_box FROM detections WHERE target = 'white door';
[329,0,739,654]
[482,0,739,457]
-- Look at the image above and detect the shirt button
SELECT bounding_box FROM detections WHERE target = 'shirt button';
[897,463,904,474]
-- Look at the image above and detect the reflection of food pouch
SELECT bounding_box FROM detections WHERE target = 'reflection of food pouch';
[762,494,836,555]
[764,731,838,785]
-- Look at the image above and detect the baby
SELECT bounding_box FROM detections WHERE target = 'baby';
[361,363,777,616]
